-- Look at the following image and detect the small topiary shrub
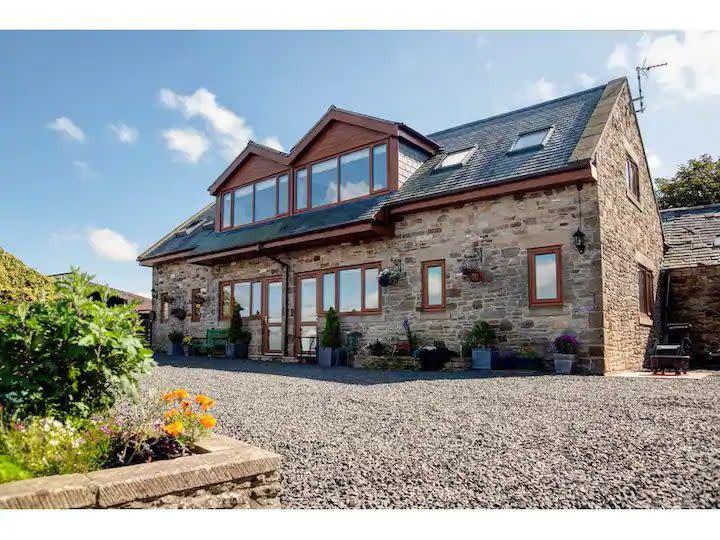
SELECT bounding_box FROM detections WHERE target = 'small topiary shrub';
[321,307,342,348]
[466,320,497,349]
[0,268,155,419]
[228,305,251,345]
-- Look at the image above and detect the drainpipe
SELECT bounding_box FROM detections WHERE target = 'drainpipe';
[265,253,290,357]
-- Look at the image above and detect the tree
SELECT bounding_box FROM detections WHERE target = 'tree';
[0,248,53,304]
[656,154,720,209]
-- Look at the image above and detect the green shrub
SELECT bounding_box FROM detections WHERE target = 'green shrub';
[0,248,53,304]
[227,305,251,345]
[466,321,496,349]
[0,268,155,419]
[0,454,32,484]
[320,307,341,348]
[167,330,184,344]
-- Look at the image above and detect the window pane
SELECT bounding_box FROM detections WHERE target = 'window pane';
[254,178,276,222]
[511,128,551,152]
[233,185,253,226]
[638,269,648,314]
[340,148,370,201]
[534,253,558,300]
[322,273,335,311]
[267,282,283,324]
[295,169,307,210]
[426,265,443,306]
[233,282,250,315]
[268,327,282,351]
[373,144,388,190]
[278,175,288,214]
[222,193,231,228]
[311,158,338,207]
[300,325,317,353]
[339,268,362,312]
[300,277,317,322]
[364,267,379,309]
[438,148,472,169]
[222,284,232,318]
[251,281,262,316]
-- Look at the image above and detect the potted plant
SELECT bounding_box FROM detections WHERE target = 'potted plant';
[553,335,578,374]
[319,307,342,367]
[460,261,483,283]
[167,330,184,356]
[170,306,187,321]
[466,321,497,370]
[414,343,451,371]
[378,267,402,286]
[182,335,193,357]
[367,339,388,357]
[227,305,251,359]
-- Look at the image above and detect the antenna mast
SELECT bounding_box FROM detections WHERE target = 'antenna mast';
[632,58,668,113]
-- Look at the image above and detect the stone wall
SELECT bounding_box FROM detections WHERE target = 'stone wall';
[0,435,282,509]
[153,182,605,371]
[666,266,720,359]
[594,84,665,372]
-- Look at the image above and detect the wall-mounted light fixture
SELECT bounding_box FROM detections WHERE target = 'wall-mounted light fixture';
[573,228,586,254]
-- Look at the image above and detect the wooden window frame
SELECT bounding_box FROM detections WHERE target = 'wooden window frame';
[295,261,382,316]
[638,265,653,317]
[219,278,271,321]
[160,293,170,323]
[421,260,446,312]
[219,172,291,231]
[528,246,563,307]
[190,288,201,322]
[625,154,640,201]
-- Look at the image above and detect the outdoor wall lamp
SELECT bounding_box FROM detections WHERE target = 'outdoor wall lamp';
[573,228,586,254]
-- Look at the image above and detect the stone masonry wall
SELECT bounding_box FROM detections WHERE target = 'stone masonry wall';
[594,84,665,372]
[666,266,720,359]
[153,182,605,371]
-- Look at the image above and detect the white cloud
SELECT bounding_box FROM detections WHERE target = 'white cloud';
[109,122,138,143]
[87,228,138,262]
[72,160,96,179]
[47,116,86,142]
[634,31,720,99]
[159,87,282,160]
[576,72,596,87]
[161,128,210,163]
[607,43,629,70]
[522,78,558,103]
[260,136,284,152]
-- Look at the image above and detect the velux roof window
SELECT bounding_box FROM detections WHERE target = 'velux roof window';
[434,146,476,171]
[508,126,554,154]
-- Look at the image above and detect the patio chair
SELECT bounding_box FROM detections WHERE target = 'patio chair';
[296,335,317,365]
[191,329,229,358]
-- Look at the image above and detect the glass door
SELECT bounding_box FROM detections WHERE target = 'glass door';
[263,279,283,354]
[297,276,318,357]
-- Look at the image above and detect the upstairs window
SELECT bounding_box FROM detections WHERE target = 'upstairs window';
[435,147,476,171]
[528,246,562,307]
[638,265,653,317]
[508,127,554,154]
[626,155,640,201]
[221,173,290,230]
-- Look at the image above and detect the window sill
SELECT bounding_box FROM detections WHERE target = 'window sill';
[626,190,642,211]
[638,314,653,327]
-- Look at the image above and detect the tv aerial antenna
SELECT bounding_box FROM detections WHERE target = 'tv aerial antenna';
[632,58,668,113]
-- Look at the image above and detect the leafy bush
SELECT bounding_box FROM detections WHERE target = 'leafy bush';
[0,248,53,304]
[0,268,155,419]
[0,454,32,484]
[367,339,388,356]
[321,307,342,348]
[466,321,496,349]
[227,305,251,345]
[554,335,579,354]
[167,330,184,344]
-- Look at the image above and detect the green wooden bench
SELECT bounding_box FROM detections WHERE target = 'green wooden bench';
[191,329,229,358]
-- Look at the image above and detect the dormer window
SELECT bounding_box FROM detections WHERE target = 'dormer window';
[508,127,554,154]
[435,146,476,171]
[220,173,289,230]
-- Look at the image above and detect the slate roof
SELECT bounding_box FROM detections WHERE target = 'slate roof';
[140,81,615,262]
[661,204,720,269]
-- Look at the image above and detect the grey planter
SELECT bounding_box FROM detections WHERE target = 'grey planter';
[471,348,494,370]
[553,353,576,374]
[318,346,336,367]
[170,342,183,356]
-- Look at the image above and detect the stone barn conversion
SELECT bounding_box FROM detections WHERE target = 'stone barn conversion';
[661,204,720,364]
[138,77,665,374]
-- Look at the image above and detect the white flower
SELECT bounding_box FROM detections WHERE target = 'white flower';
[49,439,60,446]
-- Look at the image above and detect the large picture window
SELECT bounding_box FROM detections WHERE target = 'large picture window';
[421,260,446,311]
[220,173,290,230]
[296,262,382,316]
[528,246,563,307]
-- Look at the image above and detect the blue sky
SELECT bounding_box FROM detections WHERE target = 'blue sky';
[1,30,719,297]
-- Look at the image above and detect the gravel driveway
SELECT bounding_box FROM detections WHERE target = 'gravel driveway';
[145,357,720,508]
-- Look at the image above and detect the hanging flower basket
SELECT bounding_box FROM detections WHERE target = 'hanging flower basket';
[170,307,187,321]
[460,261,483,282]
[378,267,402,287]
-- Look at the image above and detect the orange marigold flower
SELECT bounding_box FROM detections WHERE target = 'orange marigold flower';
[164,408,179,419]
[162,392,176,401]
[174,389,190,400]
[180,400,192,409]
[196,395,215,410]
[164,421,184,437]
[183,408,194,417]
[199,414,216,429]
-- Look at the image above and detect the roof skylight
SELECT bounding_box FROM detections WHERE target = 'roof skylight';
[508,127,554,154]
[435,146,476,171]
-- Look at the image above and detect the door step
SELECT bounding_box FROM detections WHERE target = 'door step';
[251,355,298,364]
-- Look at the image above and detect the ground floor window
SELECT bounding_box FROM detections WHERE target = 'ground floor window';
[160,293,170,322]
[638,265,653,317]
[297,262,381,316]
[528,246,563,307]
[219,278,264,320]
[190,288,201,322]
[421,260,446,311]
